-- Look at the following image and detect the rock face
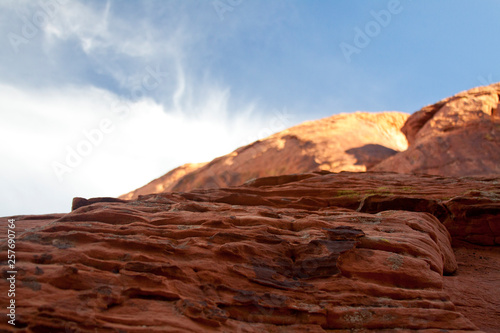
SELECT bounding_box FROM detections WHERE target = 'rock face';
[121,112,409,200]
[374,83,500,176]
[123,84,500,200]
[2,171,499,332]
[443,240,500,333]
[2,85,499,332]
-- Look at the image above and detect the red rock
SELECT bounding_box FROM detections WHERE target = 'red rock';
[3,171,499,331]
[3,85,500,331]
[72,197,128,210]
[188,171,499,246]
[120,112,409,199]
[443,240,500,333]
[443,192,500,246]
[123,84,500,202]
[0,214,65,235]
[374,83,500,176]
[403,84,500,144]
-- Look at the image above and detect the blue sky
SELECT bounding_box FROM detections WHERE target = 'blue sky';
[1,0,499,216]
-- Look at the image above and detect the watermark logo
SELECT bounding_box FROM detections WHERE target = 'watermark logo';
[6,219,17,326]
[7,0,68,53]
[339,0,405,63]
[51,119,114,182]
[202,107,294,195]
[212,0,244,21]
[239,108,294,146]
[51,65,168,182]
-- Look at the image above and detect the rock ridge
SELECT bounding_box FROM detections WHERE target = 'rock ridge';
[121,112,409,200]
[374,83,500,176]
[2,171,499,331]
[122,83,500,200]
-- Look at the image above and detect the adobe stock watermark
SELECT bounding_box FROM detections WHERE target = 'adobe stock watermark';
[51,65,168,182]
[203,108,294,193]
[239,108,294,146]
[339,0,407,63]
[212,0,243,21]
[7,0,68,53]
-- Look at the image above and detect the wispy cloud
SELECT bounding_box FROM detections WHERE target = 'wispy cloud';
[0,0,295,215]
[0,79,287,215]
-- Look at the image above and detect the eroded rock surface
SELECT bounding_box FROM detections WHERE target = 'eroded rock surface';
[3,171,499,332]
[443,240,500,333]
[187,171,500,246]
[374,83,500,176]
[121,112,408,200]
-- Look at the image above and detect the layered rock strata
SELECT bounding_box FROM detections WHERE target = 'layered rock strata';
[3,171,499,332]
[374,83,500,176]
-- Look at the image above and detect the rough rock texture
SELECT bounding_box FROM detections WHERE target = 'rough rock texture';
[374,83,500,176]
[0,214,65,236]
[2,171,499,332]
[443,240,500,333]
[215,171,500,246]
[121,112,409,200]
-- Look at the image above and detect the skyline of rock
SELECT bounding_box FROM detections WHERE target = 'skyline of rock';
[122,83,500,200]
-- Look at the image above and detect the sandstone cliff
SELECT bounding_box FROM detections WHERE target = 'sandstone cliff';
[121,112,409,199]
[374,83,500,176]
[122,84,500,201]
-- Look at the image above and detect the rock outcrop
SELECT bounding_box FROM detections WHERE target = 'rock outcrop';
[121,112,409,199]
[2,171,499,332]
[374,83,500,176]
[123,83,500,200]
[2,84,499,332]
[443,240,500,333]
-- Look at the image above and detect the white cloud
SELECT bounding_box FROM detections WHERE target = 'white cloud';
[42,1,111,52]
[0,81,289,216]
[0,1,297,216]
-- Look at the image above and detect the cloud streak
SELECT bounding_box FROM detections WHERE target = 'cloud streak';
[0,75,292,215]
[0,0,295,215]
